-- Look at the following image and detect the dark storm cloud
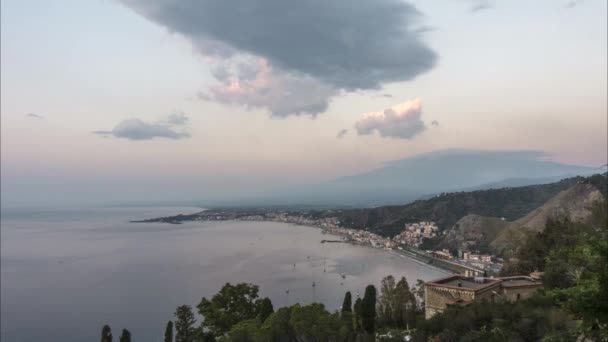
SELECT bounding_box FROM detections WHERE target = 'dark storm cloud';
[121,0,437,116]
[94,114,190,141]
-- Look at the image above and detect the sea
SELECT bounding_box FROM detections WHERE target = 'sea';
[0,206,448,341]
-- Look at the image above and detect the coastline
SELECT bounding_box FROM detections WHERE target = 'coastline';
[136,213,458,275]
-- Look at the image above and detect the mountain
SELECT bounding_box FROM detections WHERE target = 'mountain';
[241,150,601,208]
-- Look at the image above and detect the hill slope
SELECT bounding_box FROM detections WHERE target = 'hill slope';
[489,181,604,253]
[437,174,606,254]
[327,176,591,237]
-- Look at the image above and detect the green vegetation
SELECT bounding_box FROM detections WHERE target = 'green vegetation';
[174,305,197,342]
[197,283,273,336]
[377,276,417,329]
[414,296,576,341]
[101,324,112,342]
[165,321,173,342]
[119,329,131,342]
[501,199,608,339]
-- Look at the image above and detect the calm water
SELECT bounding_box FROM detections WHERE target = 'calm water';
[1,206,447,341]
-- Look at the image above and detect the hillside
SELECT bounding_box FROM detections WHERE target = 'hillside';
[489,181,604,253]
[324,176,592,237]
[434,174,606,254]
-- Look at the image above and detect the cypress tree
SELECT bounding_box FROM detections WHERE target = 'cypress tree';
[341,291,352,313]
[119,329,131,342]
[353,297,363,332]
[361,285,377,334]
[164,321,174,342]
[101,324,112,342]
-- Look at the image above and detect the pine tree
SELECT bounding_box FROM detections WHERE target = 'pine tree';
[174,305,197,342]
[361,285,377,334]
[164,321,174,342]
[119,329,131,342]
[101,324,112,342]
[341,291,352,313]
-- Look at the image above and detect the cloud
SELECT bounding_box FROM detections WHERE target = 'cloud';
[94,114,190,140]
[470,0,493,12]
[200,58,336,117]
[336,129,348,139]
[354,98,428,139]
[565,0,584,8]
[121,0,437,117]
[26,113,44,119]
[165,111,189,125]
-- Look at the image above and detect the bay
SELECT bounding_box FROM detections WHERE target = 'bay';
[0,206,447,341]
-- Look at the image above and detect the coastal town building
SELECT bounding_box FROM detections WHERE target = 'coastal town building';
[393,221,439,247]
[431,249,453,260]
[424,274,543,319]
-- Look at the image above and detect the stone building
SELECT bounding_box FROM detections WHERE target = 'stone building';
[424,274,543,319]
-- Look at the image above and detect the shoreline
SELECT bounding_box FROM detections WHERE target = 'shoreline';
[149,217,457,275]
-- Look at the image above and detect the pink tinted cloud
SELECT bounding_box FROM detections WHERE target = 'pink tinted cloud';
[354,98,428,139]
[202,58,335,117]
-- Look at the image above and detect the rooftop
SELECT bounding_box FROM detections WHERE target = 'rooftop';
[426,274,543,291]
[499,276,543,287]
[426,275,502,291]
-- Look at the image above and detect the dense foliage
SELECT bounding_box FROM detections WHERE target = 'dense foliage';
[414,295,575,341]
[501,199,607,339]
[197,283,273,336]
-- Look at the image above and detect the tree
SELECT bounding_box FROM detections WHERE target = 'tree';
[339,291,355,340]
[174,305,197,342]
[361,285,377,334]
[197,283,263,336]
[393,277,417,329]
[289,303,344,341]
[164,321,173,342]
[353,297,363,333]
[547,201,608,339]
[101,324,112,342]
[119,329,131,342]
[225,318,261,342]
[258,307,295,341]
[257,297,274,323]
[341,291,352,313]
[378,275,396,327]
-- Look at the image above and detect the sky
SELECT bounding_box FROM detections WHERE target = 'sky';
[1,0,607,207]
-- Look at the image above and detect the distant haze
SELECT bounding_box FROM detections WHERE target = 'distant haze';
[205,150,603,207]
